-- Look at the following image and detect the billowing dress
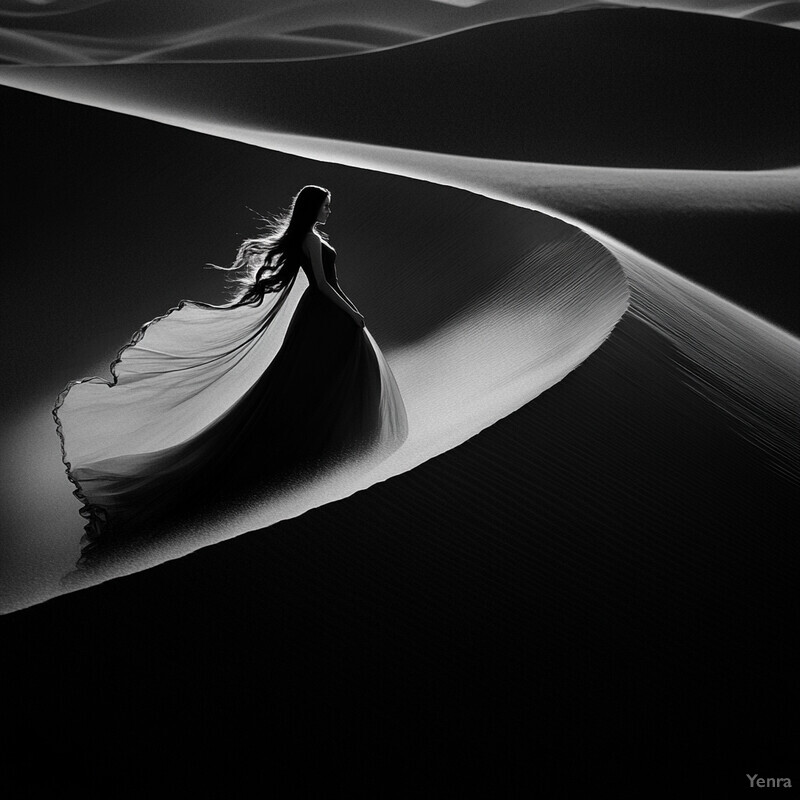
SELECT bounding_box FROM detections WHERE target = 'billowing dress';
[53,238,408,559]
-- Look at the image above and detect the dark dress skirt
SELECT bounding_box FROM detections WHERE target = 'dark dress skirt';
[54,239,407,563]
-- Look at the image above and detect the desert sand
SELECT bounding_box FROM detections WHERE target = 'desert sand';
[0,4,797,795]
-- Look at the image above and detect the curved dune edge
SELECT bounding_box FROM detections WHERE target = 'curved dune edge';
[72,227,628,585]
[4,9,799,172]
[1,168,629,611]
[34,100,792,482]
[1,1,797,66]
[3,104,798,608]
[202,127,797,480]
[46,102,800,481]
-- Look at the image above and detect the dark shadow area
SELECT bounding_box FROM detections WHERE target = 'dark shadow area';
[0,82,567,413]
[60,277,402,576]
[60,450,336,586]
[3,314,796,795]
[7,9,799,168]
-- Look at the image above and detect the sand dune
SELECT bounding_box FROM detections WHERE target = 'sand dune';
[0,24,96,62]
[287,23,419,46]
[0,0,797,603]
[116,33,377,63]
[0,0,441,63]
[2,0,798,65]
[3,10,798,169]
[264,134,798,480]
[740,1,800,25]
[1,6,797,791]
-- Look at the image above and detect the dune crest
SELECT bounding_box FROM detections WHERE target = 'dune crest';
[2,10,798,168]
[2,1,798,65]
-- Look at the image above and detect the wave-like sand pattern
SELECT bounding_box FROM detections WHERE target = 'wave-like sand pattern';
[741,1,800,25]
[2,0,799,64]
[0,6,797,610]
[3,11,798,169]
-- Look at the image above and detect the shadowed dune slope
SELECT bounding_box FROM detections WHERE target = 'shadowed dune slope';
[2,308,796,793]
[2,9,799,168]
[0,93,629,608]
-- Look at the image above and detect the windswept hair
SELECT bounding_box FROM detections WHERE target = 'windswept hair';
[211,185,330,305]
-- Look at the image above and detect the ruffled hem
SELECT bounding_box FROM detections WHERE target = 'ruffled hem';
[52,274,303,557]
[53,267,407,563]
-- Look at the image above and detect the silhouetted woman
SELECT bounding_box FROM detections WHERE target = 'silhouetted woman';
[54,185,408,562]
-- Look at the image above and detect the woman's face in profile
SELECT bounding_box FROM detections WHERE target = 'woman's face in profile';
[316,196,332,225]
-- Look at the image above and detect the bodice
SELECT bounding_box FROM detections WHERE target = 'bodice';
[300,237,338,289]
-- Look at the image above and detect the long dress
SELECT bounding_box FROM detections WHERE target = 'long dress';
[53,237,408,561]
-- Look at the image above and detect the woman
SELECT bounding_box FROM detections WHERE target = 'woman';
[54,185,408,562]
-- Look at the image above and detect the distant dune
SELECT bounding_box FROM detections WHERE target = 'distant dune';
[2,10,799,169]
[2,0,799,65]
[741,0,800,25]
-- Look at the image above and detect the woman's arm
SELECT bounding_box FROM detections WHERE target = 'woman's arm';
[304,234,365,326]
[331,283,360,315]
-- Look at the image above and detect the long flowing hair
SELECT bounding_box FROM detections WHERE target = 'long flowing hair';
[212,185,330,305]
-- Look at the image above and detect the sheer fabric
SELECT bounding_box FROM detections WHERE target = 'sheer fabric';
[54,241,408,556]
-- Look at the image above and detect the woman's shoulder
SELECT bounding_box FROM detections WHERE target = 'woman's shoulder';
[303,230,328,246]
[301,231,319,254]
[306,231,335,251]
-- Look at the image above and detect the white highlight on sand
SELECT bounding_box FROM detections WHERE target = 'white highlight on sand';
[428,0,490,7]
